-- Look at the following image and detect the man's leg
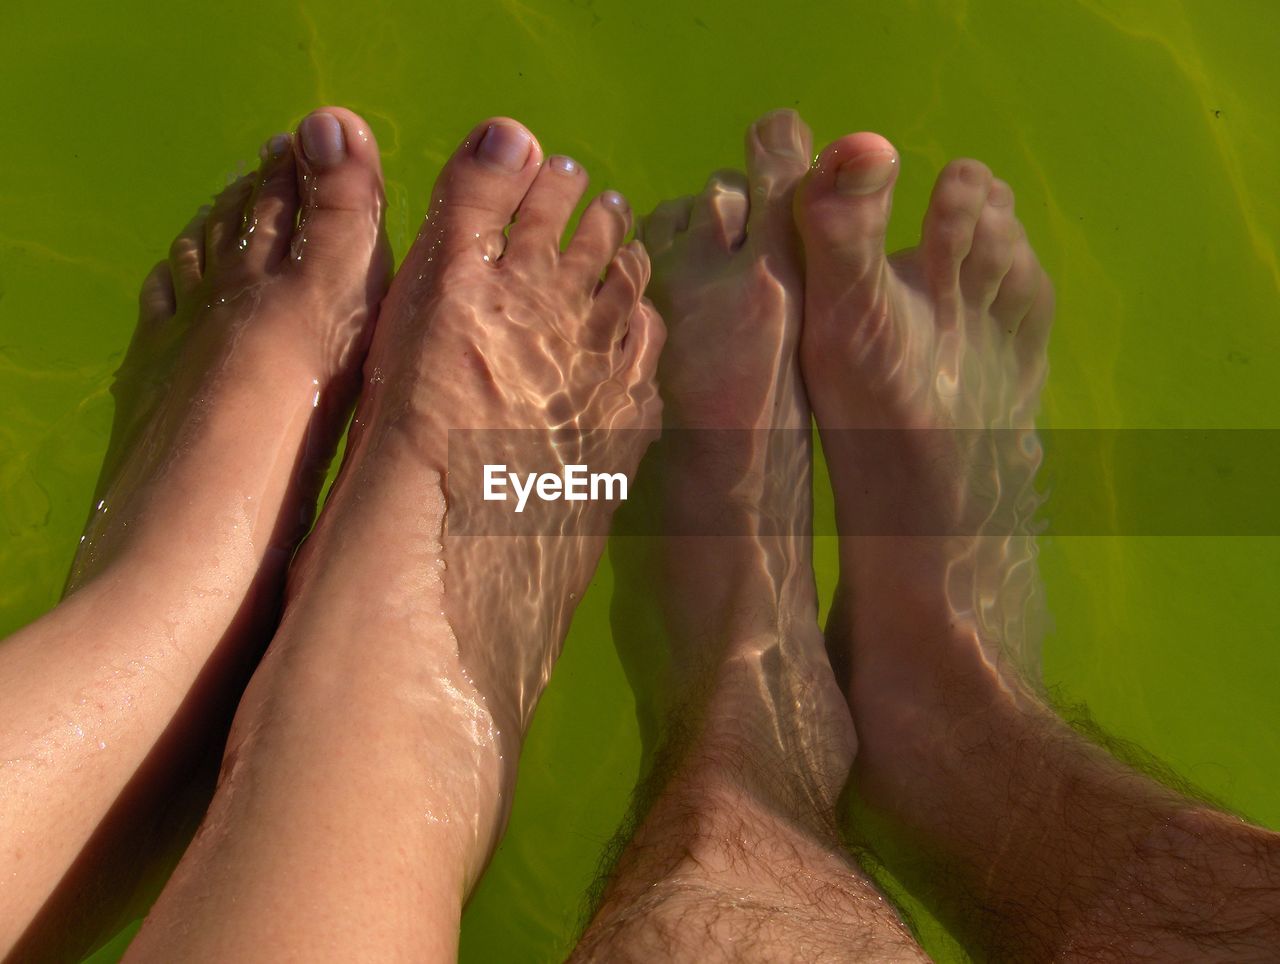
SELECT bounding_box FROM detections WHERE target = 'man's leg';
[795,130,1280,960]
[573,111,928,963]
[0,108,390,961]
[123,118,663,961]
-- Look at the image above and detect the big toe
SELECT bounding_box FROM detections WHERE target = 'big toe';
[796,131,899,284]
[288,108,391,276]
[413,117,543,268]
[744,109,812,240]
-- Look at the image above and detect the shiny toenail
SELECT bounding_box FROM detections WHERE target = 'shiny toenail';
[835,151,897,195]
[601,190,628,211]
[299,113,346,166]
[477,123,533,172]
[267,134,291,158]
[549,155,580,175]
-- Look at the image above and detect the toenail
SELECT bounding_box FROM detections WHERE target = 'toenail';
[299,113,346,166]
[955,161,990,186]
[549,155,580,175]
[757,110,800,155]
[477,123,533,172]
[268,134,291,157]
[601,190,629,212]
[835,151,897,196]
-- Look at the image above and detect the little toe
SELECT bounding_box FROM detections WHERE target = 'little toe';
[920,158,993,293]
[138,260,177,325]
[991,234,1045,335]
[504,154,589,268]
[744,109,812,240]
[561,190,632,286]
[637,196,693,257]
[409,117,542,269]
[586,240,650,350]
[687,169,750,251]
[168,206,208,298]
[619,299,666,410]
[289,107,390,272]
[1016,272,1056,364]
[241,132,300,271]
[959,179,1019,312]
[795,132,899,284]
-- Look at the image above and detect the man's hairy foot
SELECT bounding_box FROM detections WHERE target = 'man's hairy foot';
[575,111,923,964]
[71,107,391,597]
[795,133,1056,812]
[615,109,854,809]
[796,136,1280,964]
[273,118,662,878]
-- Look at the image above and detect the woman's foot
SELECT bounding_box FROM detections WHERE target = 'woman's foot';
[124,118,661,963]
[0,107,389,959]
[71,106,391,596]
[794,133,1054,812]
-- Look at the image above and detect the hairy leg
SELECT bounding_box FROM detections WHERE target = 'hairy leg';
[123,118,662,962]
[0,108,390,961]
[797,131,1280,961]
[573,111,929,964]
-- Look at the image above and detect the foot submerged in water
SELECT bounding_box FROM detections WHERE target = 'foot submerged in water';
[71,107,392,598]
[613,108,855,813]
[794,129,1055,804]
[274,118,663,866]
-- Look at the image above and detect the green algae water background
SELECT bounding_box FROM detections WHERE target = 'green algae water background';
[0,0,1276,960]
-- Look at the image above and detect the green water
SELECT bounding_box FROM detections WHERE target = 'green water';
[2,0,1277,960]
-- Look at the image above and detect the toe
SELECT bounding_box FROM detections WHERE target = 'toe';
[744,109,812,241]
[620,299,666,419]
[688,169,750,251]
[504,154,589,268]
[920,158,993,294]
[204,175,255,268]
[241,132,300,271]
[795,131,899,284]
[412,117,542,268]
[289,107,390,272]
[138,260,176,324]
[561,190,631,286]
[1016,272,1055,364]
[169,206,207,297]
[637,196,693,257]
[959,179,1019,312]
[587,240,649,351]
[991,232,1045,334]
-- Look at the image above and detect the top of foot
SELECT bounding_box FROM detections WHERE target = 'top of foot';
[71,107,392,591]
[288,117,664,760]
[796,135,1053,435]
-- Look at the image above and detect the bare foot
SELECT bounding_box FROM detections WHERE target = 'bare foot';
[574,112,923,964]
[71,107,391,595]
[0,108,389,958]
[796,137,1280,964]
[795,133,1054,813]
[275,117,663,869]
[614,109,853,806]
